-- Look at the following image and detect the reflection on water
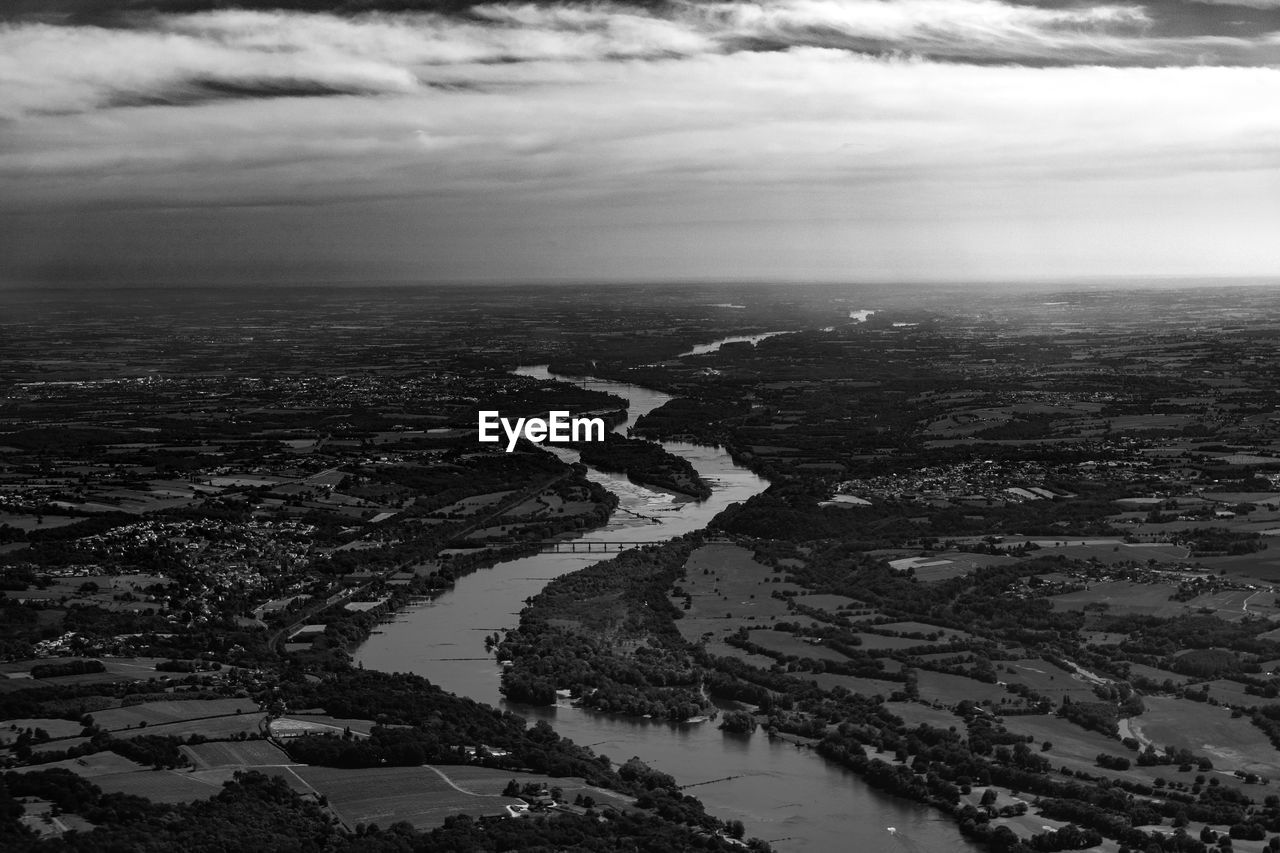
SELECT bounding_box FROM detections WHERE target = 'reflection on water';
[355,362,978,852]
[678,331,791,357]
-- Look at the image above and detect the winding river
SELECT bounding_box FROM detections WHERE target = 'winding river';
[355,360,978,852]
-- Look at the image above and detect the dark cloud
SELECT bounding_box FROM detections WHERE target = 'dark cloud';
[106,76,385,108]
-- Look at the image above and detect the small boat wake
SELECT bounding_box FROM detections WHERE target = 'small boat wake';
[886,826,927,851]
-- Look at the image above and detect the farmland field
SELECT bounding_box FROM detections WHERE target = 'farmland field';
[853,633,940,651]
[90,698,259,731]
[269,715,377,738]
[1125,662,1190,687]
[111,712,267,741]
[90,768,242,803]
[999,659,1103,705]
[1050,581,1188,617]
[801,673,903,698]
[0,717,84,744]
[1133,696,1280,777]
[884,702,964,730]
[17,751,146,778]
[790,594,864,614]
[292,765,620,829]
[1196,551,1280,580]
[876,621,973,640]
[747,629,849,662]
[915,670,1009,706]
[703,640,776,670]
[182,740,293,769]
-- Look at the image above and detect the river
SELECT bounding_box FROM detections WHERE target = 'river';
[355,360,978,852]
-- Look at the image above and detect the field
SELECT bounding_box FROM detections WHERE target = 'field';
[790,593,864,614]
[997,714,1172,787]
[704,640,776,670]
[1197,550,1280,580]
[1133,696,1280,777]
[876,621,973,641]
[801,673,903,699]
[889,551,1020,582]
[1125,662,1190,687]
[674,543,808,648]
[181,740,293,769]
[747,629,849,663]
[1050,581,1188,617]
[1184,587,1280,622]
[1,717,85,745]
[269,714,377,738]
[0,657,168,690]
[852,633,940,651]
[89,698,258,731]
[883,702,964,730]
[111,712,267,741]
[88,767,276,803]
[999,659,1105,705]
[0,512,81,531]
[292,765,623,829]
[915,671,1009,706]
[433,491,514,516]
[1195,679,1280,710]
[18,751,147,778]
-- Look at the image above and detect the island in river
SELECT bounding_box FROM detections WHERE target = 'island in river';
[574,432,712,500]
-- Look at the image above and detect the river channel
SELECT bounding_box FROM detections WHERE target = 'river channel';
[355,360,978,852]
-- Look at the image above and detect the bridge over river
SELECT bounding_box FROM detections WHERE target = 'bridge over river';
[535,539,665,553]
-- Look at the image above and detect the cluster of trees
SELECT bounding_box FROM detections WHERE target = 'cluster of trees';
[28,660,104,679]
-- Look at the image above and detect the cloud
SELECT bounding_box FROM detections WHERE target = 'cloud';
[4,2,1280,121]
[1,3,1278,284]
[1185,0,1280,8]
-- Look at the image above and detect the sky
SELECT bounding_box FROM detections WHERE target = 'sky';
[1,0,1278,285]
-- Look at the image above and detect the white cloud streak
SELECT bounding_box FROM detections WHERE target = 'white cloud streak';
[2,2,1278,121]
